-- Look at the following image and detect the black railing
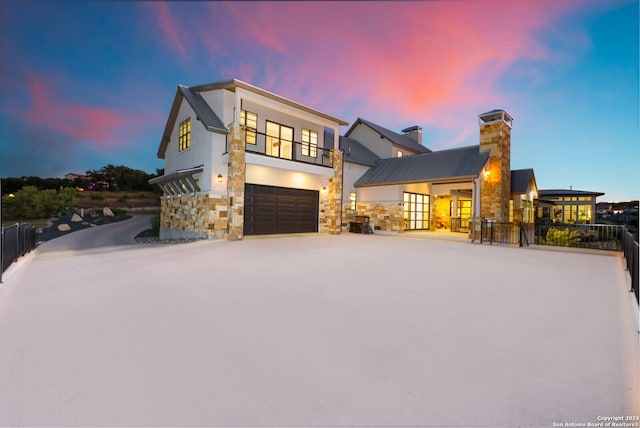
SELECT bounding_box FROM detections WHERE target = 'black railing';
[534,223,623,251]
[622,230,639,303]
[472,220,531,246]
[229,129,333,167]
[1,223,37,278]
[450,217,470,232]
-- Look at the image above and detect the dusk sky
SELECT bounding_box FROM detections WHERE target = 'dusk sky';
[1,1,638,202]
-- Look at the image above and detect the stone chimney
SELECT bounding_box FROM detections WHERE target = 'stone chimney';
[478,110,512,222]
[401,125,422,145]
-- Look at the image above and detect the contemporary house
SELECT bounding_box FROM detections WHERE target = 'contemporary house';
[151,79,538,240]
[536,189,604,224]
[340,110,538,233]
[150,79,347,240]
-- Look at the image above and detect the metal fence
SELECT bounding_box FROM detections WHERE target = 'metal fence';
[622,230,639,303]
[470,218,533,246]
[534,223,623,251]
[1,223,38,278]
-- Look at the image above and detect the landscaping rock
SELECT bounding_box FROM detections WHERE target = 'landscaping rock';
[71,213,83,222]
[103,207,115,217]
[57,224,71,232]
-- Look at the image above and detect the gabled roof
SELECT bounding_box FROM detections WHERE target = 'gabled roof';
[538,189,605,197]
[191,79,348,126]
[354,145,489,187]
[511,168,535,194]
[345,118,431,154]
[331,133,380,167]
[157,85,227,159]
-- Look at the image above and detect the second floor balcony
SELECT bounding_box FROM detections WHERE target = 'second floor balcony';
[227,128,334,168]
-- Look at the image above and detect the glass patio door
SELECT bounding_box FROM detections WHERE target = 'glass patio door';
[404,192,430,230]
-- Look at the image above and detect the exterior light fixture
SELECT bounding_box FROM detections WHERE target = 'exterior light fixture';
[321,186,328,194]
[217,174,223,183]
[483,169,491,178]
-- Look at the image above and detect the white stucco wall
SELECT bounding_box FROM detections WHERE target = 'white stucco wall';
[245,163,330,191]
[163,100,215,192]
[342,162,371,203]
[199,89,236,129]
[348,124,393,159]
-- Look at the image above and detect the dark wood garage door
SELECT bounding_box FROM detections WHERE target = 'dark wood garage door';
[244,184,319,235]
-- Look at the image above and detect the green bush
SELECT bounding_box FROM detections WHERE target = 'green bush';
[2,186,77,220]
[150,214,160,237]
[545,227,580,247]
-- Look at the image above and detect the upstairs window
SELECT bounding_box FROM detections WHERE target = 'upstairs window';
[240,110,257,145]
[349,192,357,210]
[302,129,318,157]
[266,120,293,160]
[179,118,191,151]
[397,150,403,157]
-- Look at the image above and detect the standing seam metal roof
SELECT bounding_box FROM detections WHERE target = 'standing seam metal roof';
[510,168,535,194]
[354,145,489,186]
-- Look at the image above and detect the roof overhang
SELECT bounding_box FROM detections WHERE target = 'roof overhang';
[157,87,228,159]
[148,166,204,196]
[355,175,478,188]
[191,79,349,126]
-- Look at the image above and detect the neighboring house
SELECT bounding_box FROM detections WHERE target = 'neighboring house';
[341,110,537,233]
[536,189,604,224]
[151,80,537,240]
[64,173,87,181]
[150,79,348,240]
[510,168,538,224]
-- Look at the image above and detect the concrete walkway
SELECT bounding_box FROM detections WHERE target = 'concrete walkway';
[0,231,637,427]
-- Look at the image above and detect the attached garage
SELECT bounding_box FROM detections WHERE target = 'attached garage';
[244,184,319,235]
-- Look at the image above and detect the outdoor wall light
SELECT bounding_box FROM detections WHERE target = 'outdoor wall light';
[483,168,491,178]
[217,174,223,183]
[321,186,328,194]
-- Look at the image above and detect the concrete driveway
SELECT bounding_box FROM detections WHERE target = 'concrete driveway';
[0,229,637,427]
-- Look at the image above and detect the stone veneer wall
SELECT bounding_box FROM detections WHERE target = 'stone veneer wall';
[227,124,245,240]
[328,149,343,234]
[353,202,404,232]
[159,194,228,239]
[479,120,511,222]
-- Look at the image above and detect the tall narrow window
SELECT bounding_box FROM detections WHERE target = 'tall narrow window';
[179,118,191,151]
[302,129,318,157]
[266,121,293,160]
[397,150,403,157]
[240,110,257,145]
[403,192,430,230]
[349,192,357,210]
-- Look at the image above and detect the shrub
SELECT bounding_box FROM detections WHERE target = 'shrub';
[545,227,580,247]
[150,214,160,237]
[2,186,77,220]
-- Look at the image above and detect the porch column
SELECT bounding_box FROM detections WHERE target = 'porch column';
[227,123,245,240]
[328,149,343,234]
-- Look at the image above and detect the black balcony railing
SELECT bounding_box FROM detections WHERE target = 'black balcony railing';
[622,229,639,303]
[229,129,334,167]
[1,223,38,280]
[470,219,532,246]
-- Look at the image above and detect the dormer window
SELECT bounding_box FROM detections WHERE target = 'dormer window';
[179,118,191,151]
[397,150,403,158]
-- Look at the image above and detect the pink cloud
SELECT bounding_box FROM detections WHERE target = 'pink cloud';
[189,1,586,146]
[146,2,187,59]
[21,72,133,149]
